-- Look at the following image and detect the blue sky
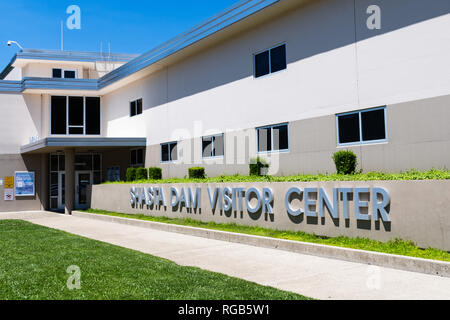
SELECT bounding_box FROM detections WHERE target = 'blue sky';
[0,0,239,67]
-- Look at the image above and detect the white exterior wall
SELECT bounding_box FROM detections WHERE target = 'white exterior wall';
[0,94,41,154]
[3,67,22,81]
[355,0,450,108]
[22,63,85,79]
[100,0,450,146]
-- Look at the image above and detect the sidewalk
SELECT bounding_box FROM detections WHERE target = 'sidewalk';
[1,211,450,300]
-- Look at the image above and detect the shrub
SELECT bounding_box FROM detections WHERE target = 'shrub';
[135,167,148,180]
[333,150,357,174]
[249,157,270,176]
[126,167,137,182]
[188,167,206,179]
[148,167,162,180]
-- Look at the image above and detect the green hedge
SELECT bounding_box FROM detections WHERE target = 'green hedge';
[126,167,137,182]
[135,167,148,180]
[148,167,162,180]
[188,167,206,179]
[249,157,269,176]
[106,168,450,184]
[333,150,357,175]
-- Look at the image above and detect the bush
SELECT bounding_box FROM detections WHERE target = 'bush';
[188,167,206,179]
[135,167,148,180]
[333,150,357,174]
[249,157,270,176]
[148,167,162,180]
[126,167,137,182]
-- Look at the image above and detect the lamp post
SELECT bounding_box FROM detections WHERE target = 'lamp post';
[7,40,23,50]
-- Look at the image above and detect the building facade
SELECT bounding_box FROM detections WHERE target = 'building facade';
[0,0,449,213]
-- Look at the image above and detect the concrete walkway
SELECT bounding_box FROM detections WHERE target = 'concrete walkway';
[1,211,450,300]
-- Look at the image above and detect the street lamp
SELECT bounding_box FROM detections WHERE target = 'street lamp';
[7,40,23,50]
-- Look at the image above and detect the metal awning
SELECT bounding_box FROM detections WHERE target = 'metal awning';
[20,137,147,154]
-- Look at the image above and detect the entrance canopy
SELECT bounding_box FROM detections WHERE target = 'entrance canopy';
[20,137,147,154]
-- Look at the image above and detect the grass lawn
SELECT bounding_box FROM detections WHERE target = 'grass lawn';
[105,168,450,185]
[0,220,309,300]
[84,209,450,262]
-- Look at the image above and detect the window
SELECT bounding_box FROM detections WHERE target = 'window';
[107,166,121,182]
[161,142,178,162]
[52,68,77,79]
[257,123,289,153]
[254,44,286,78]
[50,96,67,134]
[51,96,101,135]
[130,98,143,117]
[131,149,144,167]
[337,107,387,145]
[85,97,101,135]
[202,134,224,158]
[68,97,84,134]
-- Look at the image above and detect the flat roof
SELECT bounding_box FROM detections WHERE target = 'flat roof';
[15,49,140,63]
[0,0,282,91]
[0,49,140,80]
[21,137,147,154]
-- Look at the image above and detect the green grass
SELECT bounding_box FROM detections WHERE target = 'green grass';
[0,220,309,300]
[85,209,450,262]
[104,168,450,185]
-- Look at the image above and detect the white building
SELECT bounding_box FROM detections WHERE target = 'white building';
[0,0,449,213]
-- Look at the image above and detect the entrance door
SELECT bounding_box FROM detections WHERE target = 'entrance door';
[57,172,66,211]
[75,171,92,210]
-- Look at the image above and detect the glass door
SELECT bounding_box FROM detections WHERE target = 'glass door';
[75,171,92,210]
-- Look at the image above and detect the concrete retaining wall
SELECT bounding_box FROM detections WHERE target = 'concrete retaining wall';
[90,180,450,251]
[72,210,450,277]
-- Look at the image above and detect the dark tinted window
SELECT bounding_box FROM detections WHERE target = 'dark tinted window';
[131,149,144,166]
[75,155,92,171]
[270,45,287,73]
[131,150,137,165]
[50,155,59,171]
[254,51,270,78]
[130,101,136,117]
[257,128,272,152]
[69,127,84,135]
[273,124,288,150]
[69,97,84,126]
[130,99,143,117]
[93,155,101,170]
[361,109,385,141]
[254,44,286,78]
[137,99,143,115]
[161,144,169,162]
[202,135,224,158]
[58,155,65,171]
[202,137,213,158]
[64,70,76,79]
[137,149,144,164]
[50,173,58,197]
[338,113,360,144]
[86,97,101,135]
[53,69,62,78]
[51,96,67,134]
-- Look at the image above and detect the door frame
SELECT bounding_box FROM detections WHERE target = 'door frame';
[57,171,66,211]
[75,170,93,210]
